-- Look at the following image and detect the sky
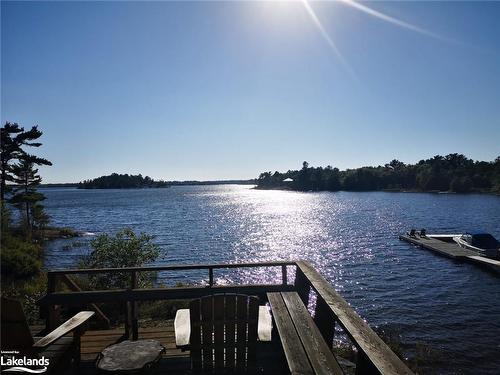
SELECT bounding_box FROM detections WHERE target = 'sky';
[1,1,499,183]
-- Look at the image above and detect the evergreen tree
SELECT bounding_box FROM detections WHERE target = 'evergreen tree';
[9,154,52,237]
[1,123,24,201]
[256,154,500,193]
[0,123,45,201]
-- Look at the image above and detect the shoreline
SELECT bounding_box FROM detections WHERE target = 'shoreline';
[253,185,500,195]
[34,226,89,241]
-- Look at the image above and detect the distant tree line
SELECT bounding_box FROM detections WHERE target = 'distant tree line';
[256,154,500,194]
[79,173,169,189]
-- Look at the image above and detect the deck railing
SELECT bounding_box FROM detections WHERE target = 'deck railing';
[294,261,413,375]
[38,260,413,375]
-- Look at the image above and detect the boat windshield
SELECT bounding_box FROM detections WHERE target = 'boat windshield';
[471,234,500,249]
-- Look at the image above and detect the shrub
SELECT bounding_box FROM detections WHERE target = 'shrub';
[80,228,161,290]
[1,236,42,278]
[1,273,47,324]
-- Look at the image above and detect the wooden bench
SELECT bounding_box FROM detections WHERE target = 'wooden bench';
[267,292,343,375]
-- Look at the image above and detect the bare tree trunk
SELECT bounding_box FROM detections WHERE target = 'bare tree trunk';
[1,168,6,202]
[25,202,31,240]
[24,174,31,240]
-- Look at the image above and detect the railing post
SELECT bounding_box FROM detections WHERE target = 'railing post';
[281,265,288,285]
[294,267,311,306]
[46,273,60,331]
[314,296,336,346]
[125,301,131,339]
[356,350,379,375]
[131,271,138,340]
[209,268,214,287]
[125,271,138,340]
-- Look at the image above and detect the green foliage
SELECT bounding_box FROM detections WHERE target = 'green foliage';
[138,300,190,322]
[9,153,51,237]
[450,176,473,193]
[1,273,47,325]
[1,200,12,234]
[79,173,168,189]
[1,122,52,239]
[257,154,500,193]
[1,122,47,201]
[1,235,42,278]
[1,122,25,201]
[80,228,161,289]
[31,203,50,230]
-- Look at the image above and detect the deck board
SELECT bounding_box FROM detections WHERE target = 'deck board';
[34,323,287,374]
[79,325,188,363]
[267,292,314,374]
[281,292,344,375]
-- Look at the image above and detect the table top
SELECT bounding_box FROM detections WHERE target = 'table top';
[96,339,165,373]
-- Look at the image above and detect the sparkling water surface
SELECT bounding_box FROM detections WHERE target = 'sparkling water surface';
[41,186,500,374]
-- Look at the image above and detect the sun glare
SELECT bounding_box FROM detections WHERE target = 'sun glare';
[296,0,455,78]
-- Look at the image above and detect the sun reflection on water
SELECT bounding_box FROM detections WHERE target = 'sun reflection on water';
[42,185,500,374]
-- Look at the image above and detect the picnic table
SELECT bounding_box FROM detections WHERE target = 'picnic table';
[267,292,343,375]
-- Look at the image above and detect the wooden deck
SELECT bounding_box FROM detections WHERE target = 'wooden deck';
[399,235,500,275]
[34,261,413,374]
[36,323,288,374]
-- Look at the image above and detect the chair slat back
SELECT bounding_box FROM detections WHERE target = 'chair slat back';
[189,294,259,372]
[1,297,34,351]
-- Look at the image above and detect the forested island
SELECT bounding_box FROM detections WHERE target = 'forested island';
[168,179,256,186]
[256,154,500,194]
[79,173,169,189]
[77,175,256,189]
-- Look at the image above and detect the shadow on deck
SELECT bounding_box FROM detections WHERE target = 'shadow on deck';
[46,324,287,374]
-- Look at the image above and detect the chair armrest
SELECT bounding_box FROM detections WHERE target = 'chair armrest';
[174,309,191,347]
[258,305,272,342]
[173,306,272,347]
[33,311,95,349]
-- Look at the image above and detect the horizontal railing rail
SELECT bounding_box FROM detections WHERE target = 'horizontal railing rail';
[40,261,296,341]
[295,261,413,375]
[47,260,296,275]
[39,260,413,375]
[40,284,296,305]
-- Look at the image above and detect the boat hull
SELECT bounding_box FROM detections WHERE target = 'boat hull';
[453,236,499,259]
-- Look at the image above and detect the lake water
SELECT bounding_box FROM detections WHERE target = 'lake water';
[41,186,500,374]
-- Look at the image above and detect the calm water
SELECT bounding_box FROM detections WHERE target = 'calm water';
[42,186,500,374]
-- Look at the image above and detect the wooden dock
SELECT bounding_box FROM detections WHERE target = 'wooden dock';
[399,234,500,275]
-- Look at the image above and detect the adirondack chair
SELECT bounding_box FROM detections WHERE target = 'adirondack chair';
[1,297,94,374]
[189,294,260,373]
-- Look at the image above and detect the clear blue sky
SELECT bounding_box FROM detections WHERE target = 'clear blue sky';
[2,1,499,183]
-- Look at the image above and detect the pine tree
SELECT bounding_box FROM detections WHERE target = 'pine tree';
[1,123,45,201]
[9,154,52,237]
[1,123,24,201]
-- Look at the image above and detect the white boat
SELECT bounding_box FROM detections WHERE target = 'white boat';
[453,232,500,259]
